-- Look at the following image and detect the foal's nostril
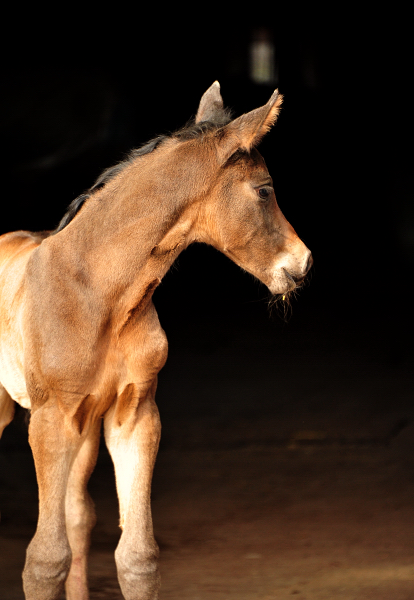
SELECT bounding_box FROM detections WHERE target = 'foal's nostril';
[304,253,313,274]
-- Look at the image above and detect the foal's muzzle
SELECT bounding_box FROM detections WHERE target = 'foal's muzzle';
[283,251,313,290]
[303,252,313,275]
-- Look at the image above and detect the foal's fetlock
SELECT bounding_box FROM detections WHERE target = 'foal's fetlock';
[115,547,160,600]
[23,539,72,600]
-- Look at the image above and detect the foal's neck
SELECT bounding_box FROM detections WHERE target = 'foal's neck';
[48,150,206,320]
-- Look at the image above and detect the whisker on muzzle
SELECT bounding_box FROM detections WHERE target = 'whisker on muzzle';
[268,270,312,321]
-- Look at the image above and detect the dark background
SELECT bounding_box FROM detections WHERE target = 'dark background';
[0,8,412,457]
[1,8,414,598]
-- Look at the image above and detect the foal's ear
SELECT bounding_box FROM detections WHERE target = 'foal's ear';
[217,89,283,161]
[195,81,224,123]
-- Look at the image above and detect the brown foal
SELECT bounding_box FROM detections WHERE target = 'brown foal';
[0,82,312,600]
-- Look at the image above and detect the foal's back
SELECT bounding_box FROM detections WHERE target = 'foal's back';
[0,230,46,266]
[0,230,50,315]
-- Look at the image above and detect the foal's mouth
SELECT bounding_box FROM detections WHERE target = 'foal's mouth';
[269,269,310,320]
[283,268,302,291]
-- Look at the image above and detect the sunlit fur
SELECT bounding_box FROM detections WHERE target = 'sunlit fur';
[0,82,311,600]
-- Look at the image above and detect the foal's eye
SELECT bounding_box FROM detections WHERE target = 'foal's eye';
[257,187,271,201]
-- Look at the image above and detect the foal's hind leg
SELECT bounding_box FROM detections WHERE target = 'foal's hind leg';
[0,384,15,438]
[23,401,84,600]
[65,418,101,600]
[104,381,161,600]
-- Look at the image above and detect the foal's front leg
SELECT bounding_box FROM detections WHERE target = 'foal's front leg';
[65,418,101,600]
[23,401,84,600]
[104,381,161,600]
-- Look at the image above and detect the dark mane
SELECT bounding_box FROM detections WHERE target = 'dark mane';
[89,136,167,194]
[53,111,232,234]
[174,109,232,140]
[54,194,90,233]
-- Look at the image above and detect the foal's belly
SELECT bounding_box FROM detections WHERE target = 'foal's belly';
[0,296,168,413]
[0,231,44,409]
[0,300,31,409]
[0,351,30,409]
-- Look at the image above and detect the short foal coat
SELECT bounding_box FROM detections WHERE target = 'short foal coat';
[0,82,311,600]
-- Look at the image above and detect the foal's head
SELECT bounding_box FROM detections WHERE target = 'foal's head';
[191,82,312,297]
[55,82,311,300]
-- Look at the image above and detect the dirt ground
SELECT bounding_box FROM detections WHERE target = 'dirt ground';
[1,314,414,599]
